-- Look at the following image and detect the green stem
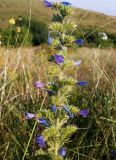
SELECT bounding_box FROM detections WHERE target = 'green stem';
[54,114,59,160]
[22,120,37,160]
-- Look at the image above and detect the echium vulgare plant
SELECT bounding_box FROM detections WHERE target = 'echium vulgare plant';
[24,1,89,160]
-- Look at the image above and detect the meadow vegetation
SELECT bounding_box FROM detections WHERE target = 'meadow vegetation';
[0,0,116,160]
[0,46,115,159]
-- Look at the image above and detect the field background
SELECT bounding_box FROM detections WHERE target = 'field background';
[0,0,116,34]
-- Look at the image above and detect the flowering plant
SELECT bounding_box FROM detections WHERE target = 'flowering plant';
[24,1,89,160]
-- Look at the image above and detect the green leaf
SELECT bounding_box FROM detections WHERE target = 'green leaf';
[60,125,77,143]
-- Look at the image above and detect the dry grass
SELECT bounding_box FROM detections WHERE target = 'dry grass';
[0,46,116,159]
[0,46,115,93]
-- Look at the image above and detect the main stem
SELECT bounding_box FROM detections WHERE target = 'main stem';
[54,113,60,160]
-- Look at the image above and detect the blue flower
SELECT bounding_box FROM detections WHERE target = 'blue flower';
[24,112,35,119]
[61,2,71,6]
[47,33,52,45]
[77,81,88,86]
[54,54,64,64]
[79,109,89,118]
[111,150,116,156]
[33,82,44,89]
[75,60,82,66]
[63,106,74,118]
[75,39,84,46]
[51,105,57,112]
[38,118,49,127]
[45,89,56,96]
[36,135,46,149]
[59,147,66,156]
[43,0,53,7]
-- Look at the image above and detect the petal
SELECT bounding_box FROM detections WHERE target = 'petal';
[61,2,71,6]
[24,112,35,119]
[51,105,57,112]
[77,81,88,86]
[36,135,46,149]
[47,35,52,45]
[79,109,89,118]
[75,60,82,66]
[75,39,84,46]
[33,82,44,88]
[38,118,49,127]
[43,0,53,7]
[59,147,66,156]
[63,106,74,118]
[54,54,64,64]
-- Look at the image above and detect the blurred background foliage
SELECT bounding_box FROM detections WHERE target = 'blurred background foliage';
[0,16,115,48]
[0,16,48,47]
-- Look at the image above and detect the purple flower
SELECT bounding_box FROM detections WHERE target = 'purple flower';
[75,60,82,66]
[36,135,46,149]
[63,106,74,118]
[59,147,66,156]
[61,2,71,6]
[79,109,89,118]
[54,54,64,64]
[24,112,35,119]
[47,33,52,45]
[38,118,49,127]
[51,105,57,112]
[77,81,88,86]
[43,0,53,7]
[33,82,44,89]
[75,39,84,46]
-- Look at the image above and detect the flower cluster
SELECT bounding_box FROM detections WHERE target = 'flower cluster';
[9,18,22,33]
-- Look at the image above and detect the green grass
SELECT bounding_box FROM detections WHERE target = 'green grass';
[0,0,116,34]
[0,46,115,159]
